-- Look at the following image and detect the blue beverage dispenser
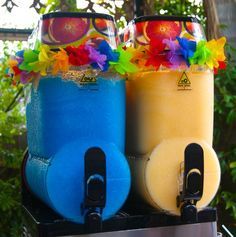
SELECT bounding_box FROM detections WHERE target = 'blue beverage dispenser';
[21,12,131,223]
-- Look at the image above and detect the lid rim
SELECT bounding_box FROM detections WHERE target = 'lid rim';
[132,15,200,24]
[41,12,114,21]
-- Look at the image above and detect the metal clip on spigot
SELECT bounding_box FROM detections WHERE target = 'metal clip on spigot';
[83,147,106,233]
[177,143,204,223]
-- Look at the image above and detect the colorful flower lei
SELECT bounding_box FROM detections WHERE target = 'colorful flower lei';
[7,40,138,84]
[126,36,227,73]
[7,37,227,84]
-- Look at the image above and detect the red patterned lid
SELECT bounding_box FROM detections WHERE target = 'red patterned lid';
[35,12,119,49]
[122,15,205,47]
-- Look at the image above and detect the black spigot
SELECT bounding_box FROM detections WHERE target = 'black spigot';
[83,147,106,233]
[180,202,198,223]
[177,143,204,223]
[85,211,102,233]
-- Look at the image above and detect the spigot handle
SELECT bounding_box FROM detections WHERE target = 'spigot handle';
[83,147,106,232]
[177,143,204,222]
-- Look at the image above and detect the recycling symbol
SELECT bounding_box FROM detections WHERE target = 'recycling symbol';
[177,72,191,90]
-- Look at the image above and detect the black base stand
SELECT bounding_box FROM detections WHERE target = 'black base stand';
[22,186,218,237]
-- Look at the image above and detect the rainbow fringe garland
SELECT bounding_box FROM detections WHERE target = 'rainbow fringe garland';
[7,37,227,84]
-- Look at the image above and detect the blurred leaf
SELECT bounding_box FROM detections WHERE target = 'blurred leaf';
[230,161,236,169]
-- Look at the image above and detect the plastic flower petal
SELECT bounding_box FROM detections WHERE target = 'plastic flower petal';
[205,37,226,69]
[176,37,196,65]
[52,48,69,75]
[8,59,18,70]
[12,66,22,76]
[163,39,180,52]
[28,44,54,76]
[7,58,22,80]
[66,45,90,66]
[214,61,227,74]
[85,44,107,70]
[16,50,24,58]
[207,37,226,61]
[19,48,39,72]
[96,40,119,71]
[189,40,212,67]
[13,50,24,65]
[7,59,20,84]
[145,38,170,70]
[163,39,186,68]
[109,45,138,75]
[20,71,35,84]
[125,46,147,68]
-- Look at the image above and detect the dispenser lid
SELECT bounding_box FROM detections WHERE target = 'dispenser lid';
[32,12,118,49]
[132,15,200,23]
[123,15,205,46]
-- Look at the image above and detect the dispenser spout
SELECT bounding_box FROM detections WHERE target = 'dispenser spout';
[83,147,106,232]
[177,143,204,223]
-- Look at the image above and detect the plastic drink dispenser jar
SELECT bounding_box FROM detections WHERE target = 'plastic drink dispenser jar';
[23,12,130,223]
[124,16,221,216]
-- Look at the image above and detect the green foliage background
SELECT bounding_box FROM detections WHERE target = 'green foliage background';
[0,1,235,236]
[0,42,26,237]
[155,0,206,24]
[213,44,236,222]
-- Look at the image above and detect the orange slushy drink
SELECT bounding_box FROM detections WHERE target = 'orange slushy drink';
[124,16,226,215]
[126,69,214,155]
[126,69,220,215]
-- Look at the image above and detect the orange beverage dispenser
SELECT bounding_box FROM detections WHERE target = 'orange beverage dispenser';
[124,16,226,218]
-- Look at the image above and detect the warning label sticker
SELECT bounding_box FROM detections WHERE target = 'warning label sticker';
[61,70,99,90]
[177,72,191,90]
